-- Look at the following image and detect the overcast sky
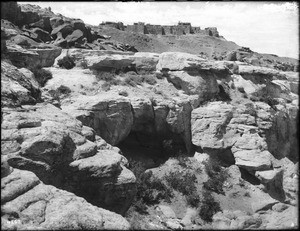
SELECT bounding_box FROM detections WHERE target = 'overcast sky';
[19,1,299,59]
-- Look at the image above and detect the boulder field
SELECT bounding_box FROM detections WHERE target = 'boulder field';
[2,48,298,229]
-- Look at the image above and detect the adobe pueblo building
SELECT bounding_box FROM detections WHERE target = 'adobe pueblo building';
[99,21,219,37]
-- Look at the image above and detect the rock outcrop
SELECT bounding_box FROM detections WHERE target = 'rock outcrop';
[1,3,298,230]
[1,103,136,215]
[1,61,41,107]
[1,167,131,230]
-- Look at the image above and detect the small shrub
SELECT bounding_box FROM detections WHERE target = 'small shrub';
[165,171,197,196]
[95,71,115,82]
[31,65,53,87]
[127,158,146,177]
[229,191,240,198]
[174,155,190,168]
[177,156,189,168]
[57,55,75,69]
[80,58,88,69]
[57,85,71,95]
[199,190,221,222]
[238,178,246,188]
[119,90,128,97]
[129,168,173,214]
[155,72,164,79]
[230,82,235,89]
[244,191,251,197]
[101,82,111,91]
[203,158,229,195]
[164,171,199,207]
[237,86,245,93]
[142,75,157,85]
[264,96,279,109]
[133,199,148,215]
[186,192,200,207]
[123,74,142,87]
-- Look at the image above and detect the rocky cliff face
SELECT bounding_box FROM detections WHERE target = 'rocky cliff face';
[1,2,299,230]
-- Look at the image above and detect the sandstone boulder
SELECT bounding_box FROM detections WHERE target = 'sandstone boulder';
[260,205,298,229]
[1,168,130,230]
[156,52,230,73]
[28,47,62,67]
[181,208,197,227]
[1,61,41,106]
[156,205,177,219]
[166,99,193,153]
[2,103,136,215]
[29,27,52,42]
[65,29,84,44]
[233,150,273,171]
[133,52,159,74]
[130,97,155,133]
[61,95,133,145]
[10,34,40,47]
[191,101,233,149]
[50,16,64,29]
[68,150,136,215]
[6,44,61,68]
[51,23,74,39]
[213,210,263,229]
[167,70,219,98]
[85,54,134,71]
[238,65,286,80]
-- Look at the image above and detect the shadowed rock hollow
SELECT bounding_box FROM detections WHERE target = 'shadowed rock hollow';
[1,2,299,230]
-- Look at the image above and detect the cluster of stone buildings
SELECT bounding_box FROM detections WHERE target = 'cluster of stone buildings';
[99,21,219,37]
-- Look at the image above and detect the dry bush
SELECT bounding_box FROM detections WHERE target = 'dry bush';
[57,55,75,69]
[203,158,229,195]
[199,190,221,222]
[164,171,200,207]
[30,65,53,87]
[141,74,157,85]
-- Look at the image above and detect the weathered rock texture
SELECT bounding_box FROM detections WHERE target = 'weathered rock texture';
[1,103,136,215]
[1,167,130,230]
[0,3,299,229]
[1,61,41,107]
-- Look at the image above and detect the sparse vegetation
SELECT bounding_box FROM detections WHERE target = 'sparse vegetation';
[123,74,142,87]
[263,96,279,109]
[80,58,88,69]
[134,171,173,211]
[155,72,164,79]
[186,191,201,207]
[244,191,251,197]
[57,54,76,69]
[95,71,121,86]
[101,82,111,91]
[30,65,53,87]
[121,72,157,86]
[57,85,71,95]
[237,86,246,93]
[238,178,247,188]
[203,158,229,195]
[142,74,157,85]
[175,155,189,168]
[199,190,221,222]
[127,158,173,215]
[164,171,200,207]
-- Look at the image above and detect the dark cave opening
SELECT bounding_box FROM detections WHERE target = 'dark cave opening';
[117,131,189,174]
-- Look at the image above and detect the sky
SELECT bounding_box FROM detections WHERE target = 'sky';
[19,1,299,59]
